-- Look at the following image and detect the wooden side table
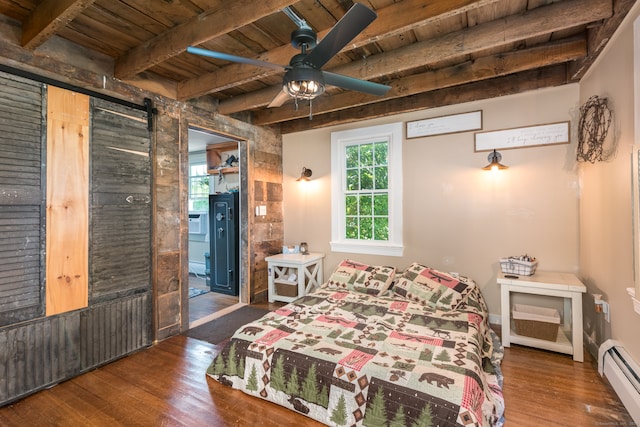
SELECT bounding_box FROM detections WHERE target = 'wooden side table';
[266,253,325,303]
[498,271,587,362]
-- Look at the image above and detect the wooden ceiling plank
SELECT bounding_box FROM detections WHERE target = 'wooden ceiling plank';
[21,0,96,50]
[280,65,570,133]
[253,38,586,125]
[220,0,609,115]
[177,0,503,100]
[114,0,299,80]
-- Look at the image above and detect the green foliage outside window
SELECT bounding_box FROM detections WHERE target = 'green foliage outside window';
[344,142,389,241]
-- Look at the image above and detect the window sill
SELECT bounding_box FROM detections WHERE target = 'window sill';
[330,241,404,257]
[627,287,640,315]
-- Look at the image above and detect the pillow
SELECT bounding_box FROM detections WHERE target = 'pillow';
[392,263,475,310]
[324,259,396,296]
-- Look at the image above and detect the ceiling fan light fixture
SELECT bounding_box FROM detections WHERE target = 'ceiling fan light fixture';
[283,66,325,100]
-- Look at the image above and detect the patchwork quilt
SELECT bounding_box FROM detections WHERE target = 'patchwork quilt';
[207,278,504,427]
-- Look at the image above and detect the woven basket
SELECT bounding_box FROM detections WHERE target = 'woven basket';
[274,279,298,297]
[512,304,560,341]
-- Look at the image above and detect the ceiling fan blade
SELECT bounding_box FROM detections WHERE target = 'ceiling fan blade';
[267,88,291,108]
[187,46,285,71]
[322,71,391,97]
[303,3,377,69]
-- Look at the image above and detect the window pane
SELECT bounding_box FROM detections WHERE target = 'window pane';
[360,143,373,166]
[346,169,359,190]
[360,167,373,190]
[346,216,359,239]
[360,217,373,239]
[374,166,388,190]
[345,195,358,215]
[190,175,209,197]
[346,145,359,168]
[191,164,208,176]
[374,217,389,240]
[192,199,208,211]
[359,195,372,215]
[373,194,388,215]
[374,142,388,166]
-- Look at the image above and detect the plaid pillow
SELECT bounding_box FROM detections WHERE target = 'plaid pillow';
[393,263,476,310]
[324,259,396,296]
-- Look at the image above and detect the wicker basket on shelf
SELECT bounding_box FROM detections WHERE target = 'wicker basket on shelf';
[274,279,298,297]
[512,304,560,341]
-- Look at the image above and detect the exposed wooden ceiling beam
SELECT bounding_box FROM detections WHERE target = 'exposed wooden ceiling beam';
[114,0,298,80]
[254,38,587,125]
[220,0,610,116]
[21,0,96,50]
[280,65,571,134]
[568,0,635,80]
[176,0,502,100]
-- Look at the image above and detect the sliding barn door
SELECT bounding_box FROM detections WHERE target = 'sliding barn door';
[90,98,152,303]
[0,79,153,405]
[0,71,45,327]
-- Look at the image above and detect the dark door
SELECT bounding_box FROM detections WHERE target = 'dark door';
[209,192,239,295]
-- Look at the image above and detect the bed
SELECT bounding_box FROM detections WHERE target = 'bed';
[207,260,505,426]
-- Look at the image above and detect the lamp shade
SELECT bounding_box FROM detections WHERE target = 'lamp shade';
[296,167,312,181]
[483,150,508,171]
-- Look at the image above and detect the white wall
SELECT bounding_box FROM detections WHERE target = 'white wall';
[283,84,580,319]
[579,2,640,361]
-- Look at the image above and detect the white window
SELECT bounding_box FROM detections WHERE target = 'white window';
[189,163,209,211]
[331,122,403,256]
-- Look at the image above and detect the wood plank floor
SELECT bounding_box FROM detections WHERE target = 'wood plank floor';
[188,273,238,324]
[0,322,633,426]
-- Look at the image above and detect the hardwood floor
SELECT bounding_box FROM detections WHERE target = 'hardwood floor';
[188,273,238,324]
[0,325,633,426]
[500,345,633,426]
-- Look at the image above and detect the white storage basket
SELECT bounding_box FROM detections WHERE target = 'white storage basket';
[500,257,538,276]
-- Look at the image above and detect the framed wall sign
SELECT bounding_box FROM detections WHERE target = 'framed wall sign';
[474,121,570,152]
[406,110,482,139]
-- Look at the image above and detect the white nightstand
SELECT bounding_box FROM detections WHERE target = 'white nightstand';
[498,271,586,362]
[266,253,325,303]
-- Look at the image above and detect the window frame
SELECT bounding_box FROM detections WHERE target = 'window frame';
[633,15,640,312]
[330,122,403,256]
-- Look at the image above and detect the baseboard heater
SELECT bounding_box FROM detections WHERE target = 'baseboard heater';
[598,340,640,425]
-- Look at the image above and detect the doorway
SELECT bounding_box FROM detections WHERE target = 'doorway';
[187,127,244,327]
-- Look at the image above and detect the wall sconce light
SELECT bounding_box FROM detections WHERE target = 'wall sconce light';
[296,166,313,181]
[482,149,508,171]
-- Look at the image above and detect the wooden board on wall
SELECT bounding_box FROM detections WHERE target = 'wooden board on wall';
[46,86,89,316]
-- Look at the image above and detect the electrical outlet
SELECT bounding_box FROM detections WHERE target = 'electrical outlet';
[594,295,610,323]
[602,301,610,323]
